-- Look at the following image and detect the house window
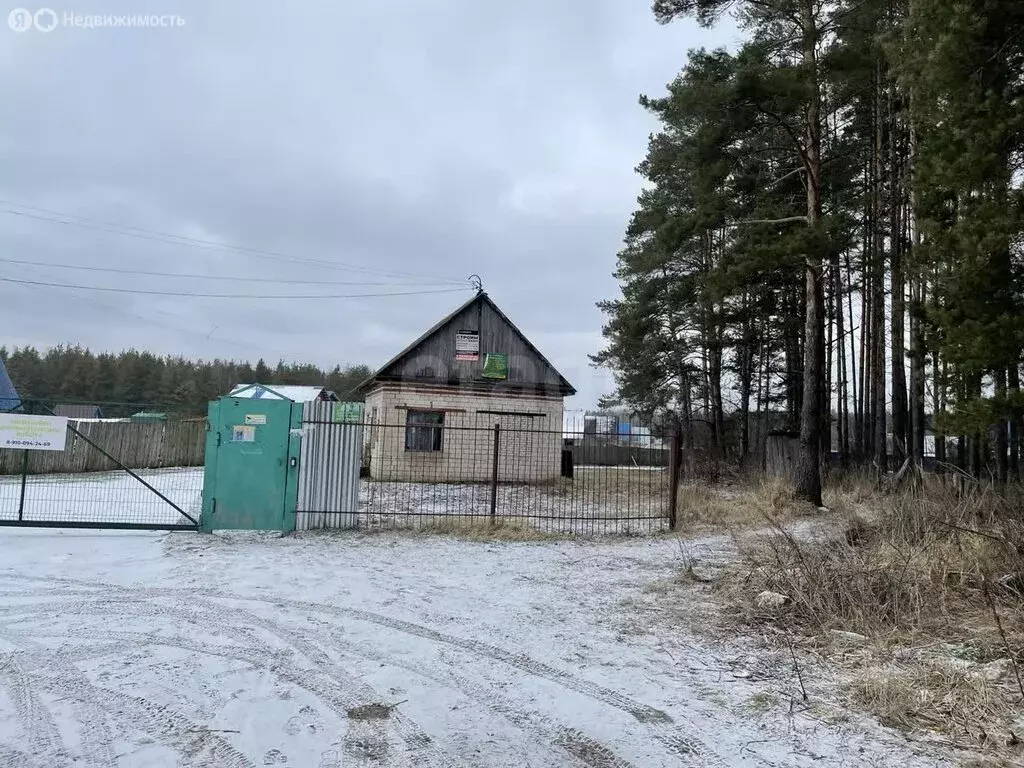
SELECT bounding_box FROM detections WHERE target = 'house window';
[405,410,444,452]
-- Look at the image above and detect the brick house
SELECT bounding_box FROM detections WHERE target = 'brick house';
[357,291,576,482]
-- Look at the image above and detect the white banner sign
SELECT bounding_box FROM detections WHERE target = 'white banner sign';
[455,330,480,361]
[0,414,69,451]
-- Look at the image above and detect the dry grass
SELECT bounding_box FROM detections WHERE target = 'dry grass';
[723,479,1024,755]
[546,466,667,498]
[847,661,1016,741]
[735,487,1024,636]
[399,515,560,541]
[674,475,813,528]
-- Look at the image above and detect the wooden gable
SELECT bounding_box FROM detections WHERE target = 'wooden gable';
[362,292,575,396]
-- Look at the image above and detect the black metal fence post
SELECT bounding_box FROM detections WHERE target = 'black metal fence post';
[668,422,681,531]
[17,449,29,521]
[489,423,500,523]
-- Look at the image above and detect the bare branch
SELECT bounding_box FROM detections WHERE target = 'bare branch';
[728,216,809,226]
[764,166,806,189]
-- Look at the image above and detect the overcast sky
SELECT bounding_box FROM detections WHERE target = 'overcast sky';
[1,0,735,409]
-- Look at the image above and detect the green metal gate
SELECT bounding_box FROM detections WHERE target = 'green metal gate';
[201,396,302,531]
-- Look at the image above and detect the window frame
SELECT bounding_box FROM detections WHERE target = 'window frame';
[404,409,445,452]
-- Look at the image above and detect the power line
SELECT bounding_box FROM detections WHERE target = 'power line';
[0,257,448,286]
[0,276,474,300]
[0,202,467,284]
[0,263,327,361]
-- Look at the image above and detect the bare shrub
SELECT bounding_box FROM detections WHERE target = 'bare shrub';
[737,485,1024,636]
[731,481,1024,751]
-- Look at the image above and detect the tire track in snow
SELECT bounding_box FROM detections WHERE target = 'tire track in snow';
[315,624,639,768]
[251,593,719,766]
[7,593,455,768]
[1,625,239,768]
[0,651,68,766]
[187,595,455,768]
[2,599,255,768]
[36,666,253,768]
[5,575,726,766]
[0,628,124,768]
[0,745,47,768]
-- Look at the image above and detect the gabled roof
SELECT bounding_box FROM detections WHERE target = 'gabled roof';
[54,404,104,419]
[229,383,338,402]
[360,291,576,396]
[0,357,19,412]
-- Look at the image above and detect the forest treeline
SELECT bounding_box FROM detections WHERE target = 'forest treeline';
[1,345,371,413]
[596,0,1024,501]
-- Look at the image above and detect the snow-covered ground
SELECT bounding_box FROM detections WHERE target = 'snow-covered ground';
[359,468,667,534]
[0,529,951,767]
[0,468,202,525]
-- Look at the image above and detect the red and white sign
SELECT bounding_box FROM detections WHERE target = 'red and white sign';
[455,330,480,361]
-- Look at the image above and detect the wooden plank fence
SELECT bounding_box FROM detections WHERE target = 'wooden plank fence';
[571,440,669,468]
[0,420,206,475]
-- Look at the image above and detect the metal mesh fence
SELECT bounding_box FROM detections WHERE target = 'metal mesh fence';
[2,401,671,534]
[295,417,670,535]
[0,400,202,528]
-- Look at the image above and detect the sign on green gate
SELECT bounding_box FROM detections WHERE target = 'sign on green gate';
[332,402,364,423]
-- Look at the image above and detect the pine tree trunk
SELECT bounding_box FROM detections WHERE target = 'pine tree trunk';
[1009,364,1020,480]
[682,371,696,477]
[862,160,874,463]
[910,276,926,463]
[845,246,862,459]
[933,260,946,470]
[995,368,1008,485]
[709,339,725,462]
[785,289,802,428]
[835,248,848,464]
[756,322,770,460]
[872,65,888,474]
[825,265,834,461]
[933,353,945,468]
[890,193,908,464]
[908,100,926,467]
[739,301,753,462]
[793,0,825,506]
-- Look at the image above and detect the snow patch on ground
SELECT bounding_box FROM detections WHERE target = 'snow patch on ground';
[0,468,203,525]
[0,529,952,767]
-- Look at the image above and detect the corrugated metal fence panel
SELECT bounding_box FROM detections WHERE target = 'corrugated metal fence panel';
[296,401,362,530]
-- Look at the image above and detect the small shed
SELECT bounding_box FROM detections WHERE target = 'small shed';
[764,431,801,476]
[131,411,167,423]
[55,404,104,419]
[229,384,338,402]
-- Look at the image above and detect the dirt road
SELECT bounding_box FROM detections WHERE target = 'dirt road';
[0,529,948,767]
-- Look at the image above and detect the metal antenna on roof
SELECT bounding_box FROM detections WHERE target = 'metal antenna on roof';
[468,274,483,293]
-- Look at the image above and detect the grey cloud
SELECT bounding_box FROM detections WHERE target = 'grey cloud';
[0,0,734,408]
